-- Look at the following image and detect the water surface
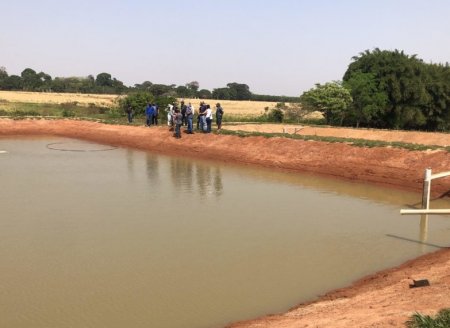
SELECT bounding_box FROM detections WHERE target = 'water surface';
[1,136,449,328]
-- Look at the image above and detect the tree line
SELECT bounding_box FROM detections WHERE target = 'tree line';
[300,49,450,130]
[0,67,299,103]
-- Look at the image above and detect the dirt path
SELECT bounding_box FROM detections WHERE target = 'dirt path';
[1,119,449,328]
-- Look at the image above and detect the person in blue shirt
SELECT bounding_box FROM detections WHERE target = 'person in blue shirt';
[152,104,159,125]
[145,103,154,126]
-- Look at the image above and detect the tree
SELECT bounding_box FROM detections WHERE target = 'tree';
[112,78,126,94]
[0,67,8,89]
[38,72,52,91]
[186,81,199,97]
[21,68,42,91]
[197,89,212,99]
[343,71,388,127]
[212,87,232,100]
[226,82,252,100]
[95,72,113,87]
[343,49,436,129]
[300,81,352,125]
[176,85,191,97]
[148,84,174,97]
[3,75,22,90]
[80,75,96,93]
[134,81,153,91]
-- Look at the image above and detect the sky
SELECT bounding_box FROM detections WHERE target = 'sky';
[1,0,449,96]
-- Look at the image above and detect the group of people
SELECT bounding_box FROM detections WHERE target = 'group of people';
[168,101,224,138]
[124,101,224,139]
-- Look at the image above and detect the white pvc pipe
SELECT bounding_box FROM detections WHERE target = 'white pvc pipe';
[430,171,450,180]
[400,209,450,215]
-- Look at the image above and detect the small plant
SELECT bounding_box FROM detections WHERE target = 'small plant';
[61,108,75,117]
[406,308,450,328]
[107,107,122,119]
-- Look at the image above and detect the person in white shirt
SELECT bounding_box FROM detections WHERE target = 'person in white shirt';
[205,104,213,133]
[167,104,174,127]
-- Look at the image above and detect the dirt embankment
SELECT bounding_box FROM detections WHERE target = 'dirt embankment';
[1,119,449,328]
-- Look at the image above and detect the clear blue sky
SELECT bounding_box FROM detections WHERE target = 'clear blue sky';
[1,0,449,96]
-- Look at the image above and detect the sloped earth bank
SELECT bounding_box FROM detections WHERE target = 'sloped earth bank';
[1,119,449,328]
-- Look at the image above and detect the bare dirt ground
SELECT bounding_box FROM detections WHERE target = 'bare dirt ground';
[1,119,449,328]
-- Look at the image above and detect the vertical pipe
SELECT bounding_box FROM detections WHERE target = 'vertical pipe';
[422,168,432,210]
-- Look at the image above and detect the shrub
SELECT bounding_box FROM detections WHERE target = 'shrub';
[119,92,173,115]
[267,108,284,122]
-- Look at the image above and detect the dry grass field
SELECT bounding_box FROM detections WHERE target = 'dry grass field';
[0,91,281,115]
[179,98,278,116]
[0,90,121,107]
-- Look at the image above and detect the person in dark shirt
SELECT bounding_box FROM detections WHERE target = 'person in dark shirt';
[215,103,224,130]
[173,107,182,138]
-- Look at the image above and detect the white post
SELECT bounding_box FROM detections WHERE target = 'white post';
[422,168,432,210]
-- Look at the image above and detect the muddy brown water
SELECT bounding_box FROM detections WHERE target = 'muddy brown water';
[1,136,449,328]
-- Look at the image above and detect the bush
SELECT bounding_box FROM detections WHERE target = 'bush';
[119,92,176,116]
[267,108,284,122]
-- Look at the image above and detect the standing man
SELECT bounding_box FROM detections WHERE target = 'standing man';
[215,103,224,130]
[186,103,194,134]
[145,103,154,126]
[152,103,159,125]
[125,105,133,123]
[173,107,182,138]
[167,103,174,127]
[180,100,187,126]
[197,101,206,130]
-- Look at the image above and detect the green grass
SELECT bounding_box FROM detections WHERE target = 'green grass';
[406,308,450,328]
[216,129,450,152]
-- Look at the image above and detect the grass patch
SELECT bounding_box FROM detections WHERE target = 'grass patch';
[217,129,448,152]
[406,308,450,328]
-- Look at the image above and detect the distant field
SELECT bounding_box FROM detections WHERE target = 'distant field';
[179,98,279,116]
[0,91,280,115]
[0,91,120,107]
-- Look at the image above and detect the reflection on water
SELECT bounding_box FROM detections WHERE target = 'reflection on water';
[146,153,160,185]
[420,214,429,243]
[169,156,223,198]
[1,136,449,328]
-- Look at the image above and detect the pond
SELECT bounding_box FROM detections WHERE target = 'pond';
[1,136,449,328]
